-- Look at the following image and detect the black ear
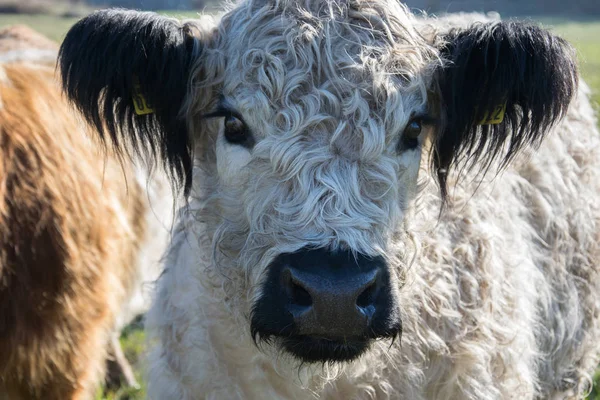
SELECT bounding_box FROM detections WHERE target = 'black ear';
[433,21,578,199]
[59,9,200,194]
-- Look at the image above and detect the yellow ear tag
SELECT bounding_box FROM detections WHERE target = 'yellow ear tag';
[132,78,155,116]
[479,103,506,125]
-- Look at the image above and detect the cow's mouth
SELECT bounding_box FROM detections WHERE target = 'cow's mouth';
[279,335,372,363]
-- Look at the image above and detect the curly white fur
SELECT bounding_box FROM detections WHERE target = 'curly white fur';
[144,1,600,399]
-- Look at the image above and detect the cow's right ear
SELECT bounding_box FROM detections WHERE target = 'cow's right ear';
[59,9,201,194]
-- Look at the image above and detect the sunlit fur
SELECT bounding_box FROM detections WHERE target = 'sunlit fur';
[0,24,58,64]
[57,1,599,398]
[0,26,172,399]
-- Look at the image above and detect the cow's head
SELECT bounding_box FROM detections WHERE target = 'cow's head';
[60,1,577,364]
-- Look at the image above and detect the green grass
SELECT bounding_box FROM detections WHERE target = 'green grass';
[93,321,147,400]
[551,20,600,111]
[0,13,79,42]
[592,369,600,400]
[0,11,212,42]
[0,10,598,400]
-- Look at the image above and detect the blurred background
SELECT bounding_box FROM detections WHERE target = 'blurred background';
[406,0,600,16]
[5,0,599,15]
[0,0,597,399]
[6,0,600,14]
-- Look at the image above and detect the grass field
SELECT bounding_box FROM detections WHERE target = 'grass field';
[553,20,600,109]
[0,9,598,400]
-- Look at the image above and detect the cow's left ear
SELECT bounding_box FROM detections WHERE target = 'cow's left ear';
[432,21,578,199]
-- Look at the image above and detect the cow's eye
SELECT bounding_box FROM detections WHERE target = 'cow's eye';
[401,119,422,150]
[224,115,249,145]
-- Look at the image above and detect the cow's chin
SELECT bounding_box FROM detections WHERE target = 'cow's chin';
[278,335,372,363]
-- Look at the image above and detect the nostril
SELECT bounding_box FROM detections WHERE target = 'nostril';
[356,280,378,308]
[282,268,313,308]
[291,281,312,307]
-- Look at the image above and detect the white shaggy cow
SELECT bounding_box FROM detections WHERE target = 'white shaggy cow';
[59,1,600,398]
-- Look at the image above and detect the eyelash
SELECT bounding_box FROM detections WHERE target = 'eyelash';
[414,115,438,126]
[203,106,242,121]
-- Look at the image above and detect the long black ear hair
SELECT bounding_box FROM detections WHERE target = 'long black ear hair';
[433,21,578,200]
[59,9,200,194]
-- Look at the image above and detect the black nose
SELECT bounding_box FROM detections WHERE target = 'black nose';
[251,247,401,362]
[281,251,382,337]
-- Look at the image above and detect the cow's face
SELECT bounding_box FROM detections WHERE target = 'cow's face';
[60,0,577,364]
[195,0,435,362]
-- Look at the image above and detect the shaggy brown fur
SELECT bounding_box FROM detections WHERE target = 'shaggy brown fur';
[0,27,146,399]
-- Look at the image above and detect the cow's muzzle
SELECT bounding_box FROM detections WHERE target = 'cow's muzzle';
[251,247,402,363]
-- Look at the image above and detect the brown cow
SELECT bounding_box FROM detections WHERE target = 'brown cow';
[0,25,171,399]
